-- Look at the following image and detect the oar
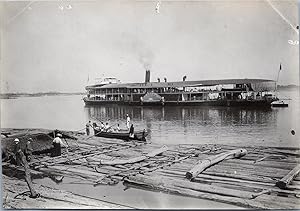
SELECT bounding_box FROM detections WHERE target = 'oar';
[84,129,104,141]
[84,123,106,141]
[84,122,121,141]
[105,123,118,131]
[91,116,110,123]
[74,127,86,132]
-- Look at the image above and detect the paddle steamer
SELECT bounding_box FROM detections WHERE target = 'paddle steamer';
[83,71,278,107]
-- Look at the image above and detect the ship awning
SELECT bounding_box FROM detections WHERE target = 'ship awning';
[86,79,276,90]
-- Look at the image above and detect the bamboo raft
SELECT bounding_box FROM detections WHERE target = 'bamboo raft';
[2,128,300,209]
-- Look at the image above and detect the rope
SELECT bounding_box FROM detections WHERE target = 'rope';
[265,0,298,35]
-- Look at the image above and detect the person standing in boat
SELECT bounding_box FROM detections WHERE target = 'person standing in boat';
[51,134,67,157]
[85,120,91,136]
[126,114,131,129]
[129,124,135,138]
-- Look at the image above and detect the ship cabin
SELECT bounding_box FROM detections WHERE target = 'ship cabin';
[84,77,278,107]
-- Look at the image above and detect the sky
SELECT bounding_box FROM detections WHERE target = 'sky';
[0,0,299,93]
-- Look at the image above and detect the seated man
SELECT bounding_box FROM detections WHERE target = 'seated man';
[115,124,120,132]
[105,123,111,132]
[100,122,105,132]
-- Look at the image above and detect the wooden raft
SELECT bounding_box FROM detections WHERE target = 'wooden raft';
[2,130,300,209]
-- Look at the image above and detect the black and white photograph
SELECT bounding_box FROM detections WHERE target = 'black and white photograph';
[1,0,299,209]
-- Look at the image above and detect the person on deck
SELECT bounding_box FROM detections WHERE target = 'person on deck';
[13,138,22,165]
[24,138,33,162]
[129,124,135,138]
[51,134,67,157]
[86,120,91,136]
[126,114,131,129]
[100,122,105,131]
[116,124,120,132]
[105,123,110,132]
[92,122,97,129]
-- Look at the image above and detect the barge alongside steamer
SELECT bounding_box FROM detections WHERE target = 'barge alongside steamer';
[83,71,278,107]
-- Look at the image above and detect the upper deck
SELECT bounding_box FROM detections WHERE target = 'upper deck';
[86,78,276,92]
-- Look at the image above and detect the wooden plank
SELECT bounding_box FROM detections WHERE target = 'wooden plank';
[276,164,300,189]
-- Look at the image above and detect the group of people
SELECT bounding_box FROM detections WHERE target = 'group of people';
[10,132,68,166]
[10,137,33,165]
[90,121,119,133]
[85,114,134,136]
[8,114,137,165]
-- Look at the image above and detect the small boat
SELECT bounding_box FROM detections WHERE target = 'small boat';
[93,128,148,141]
[271,100,288,107]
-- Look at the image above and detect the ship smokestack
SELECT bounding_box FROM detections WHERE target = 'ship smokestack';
[183,75,187,81]
[145,70,151,83]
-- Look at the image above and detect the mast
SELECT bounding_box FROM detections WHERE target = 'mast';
[276,63,282,88]
[275,63,282,97]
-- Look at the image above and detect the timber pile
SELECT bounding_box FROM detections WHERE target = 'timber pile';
[2,128,300,209]
[1,133,53,154]
[1,128,80,154]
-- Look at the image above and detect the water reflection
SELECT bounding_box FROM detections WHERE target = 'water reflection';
[85,104,280,146]
[85,105,274,126]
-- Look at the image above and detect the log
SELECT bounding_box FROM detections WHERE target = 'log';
[276,164,300,189]
[123,175,280,209]
[186,148,247,180]
[100,145,168,165]
[254,154,287,163]
[158,170,300,197]
[18,151,38,198]
[125,175,298,209]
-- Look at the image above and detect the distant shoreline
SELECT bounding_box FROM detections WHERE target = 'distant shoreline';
[1,85,298,99]
[277,85,299,90]
[0,92,85,99]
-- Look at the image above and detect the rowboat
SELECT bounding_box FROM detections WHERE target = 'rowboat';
[93,128,148,141]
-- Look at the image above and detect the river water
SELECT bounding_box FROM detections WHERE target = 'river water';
[1,88,299,208]
[1,89,299,147]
